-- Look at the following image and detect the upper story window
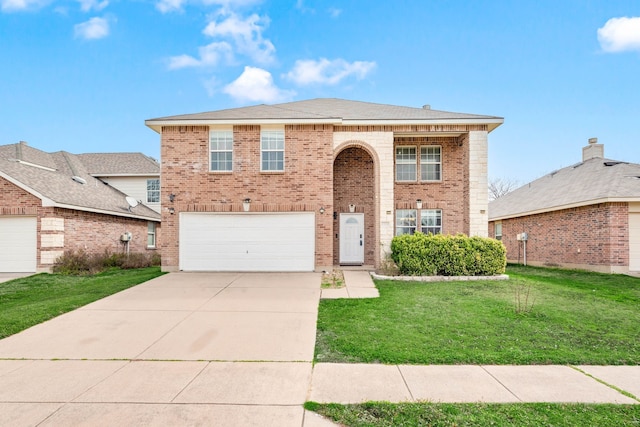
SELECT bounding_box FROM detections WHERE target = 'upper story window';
[210,130,233,172]
[421,146,441,181]
[421,209,442,234]
[396,209,417,236]
[396,144,442,182]
[146,178,160,203]
[261,129,285,172]
[395,147,417,181]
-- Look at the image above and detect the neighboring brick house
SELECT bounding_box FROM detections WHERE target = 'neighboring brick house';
[77,153,161,213]
[489,139,640,274]
[0,142,161,273]
[145,98,503,272]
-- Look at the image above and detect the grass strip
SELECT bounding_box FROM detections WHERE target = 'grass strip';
[0,267,164,339]
[305,401,640,427]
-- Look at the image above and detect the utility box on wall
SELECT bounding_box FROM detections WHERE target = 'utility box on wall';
[516,232,528,241]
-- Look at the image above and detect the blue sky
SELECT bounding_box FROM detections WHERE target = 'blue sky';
[1,0,639,184]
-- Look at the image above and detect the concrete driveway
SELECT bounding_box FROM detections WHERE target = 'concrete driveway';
[0,272,331,426]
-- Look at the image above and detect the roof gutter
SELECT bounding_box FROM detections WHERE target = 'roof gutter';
[145,117,504,133]
[489,197,640,221]
[41,200,161,222]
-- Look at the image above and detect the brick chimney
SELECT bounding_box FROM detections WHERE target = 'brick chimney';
[582,137,604,161]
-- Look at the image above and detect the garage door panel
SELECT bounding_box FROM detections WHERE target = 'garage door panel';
[0,217,37,273]
[179,213,315,272]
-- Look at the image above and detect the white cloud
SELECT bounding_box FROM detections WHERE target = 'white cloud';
[327,7,341,18]
[74,16,110,40]
[156,0,185,13]
[1,0,50,12]
[203,10,275,64]
[77,0,108,12]
[598,16,640,53]
[167,41,233,69]
[284,58,376,86]
[223,66,294,103]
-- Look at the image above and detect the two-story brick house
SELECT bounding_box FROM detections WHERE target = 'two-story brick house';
[146,98,503,272]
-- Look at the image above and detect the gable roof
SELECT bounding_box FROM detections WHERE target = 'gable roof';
[489,157,640,221]
[146,98,503,132]
[76,153,160,176]
[0,142,160,221]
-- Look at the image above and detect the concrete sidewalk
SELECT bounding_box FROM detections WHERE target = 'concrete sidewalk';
[0,271,638,427]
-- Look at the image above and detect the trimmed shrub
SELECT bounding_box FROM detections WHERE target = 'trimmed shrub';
[390,233,506,276]
[53,249,161,275]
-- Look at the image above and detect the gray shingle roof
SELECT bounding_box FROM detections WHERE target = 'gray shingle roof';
[0,142,160,221]
[77,153,160,176]
[146,98,503,131]
[489,157,640,220]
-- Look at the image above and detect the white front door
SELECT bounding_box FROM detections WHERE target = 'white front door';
[340,213,364,264]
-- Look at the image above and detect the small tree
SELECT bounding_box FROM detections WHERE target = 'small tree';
[489,177,520,201]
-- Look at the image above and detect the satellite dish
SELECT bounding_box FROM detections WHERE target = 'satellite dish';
[125,196,139,212]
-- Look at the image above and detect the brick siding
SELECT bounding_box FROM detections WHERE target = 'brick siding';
[491,202,629,271]
[160,125,334,270]
[393,137,468,235]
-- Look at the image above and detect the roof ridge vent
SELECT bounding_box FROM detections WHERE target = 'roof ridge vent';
[71,175,87,185]
[422,104,431,110]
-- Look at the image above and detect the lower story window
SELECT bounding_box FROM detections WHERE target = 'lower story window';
[147,222,156,248]
[396,209,417,235]
[421,209,442,234]
[495,221,502,240]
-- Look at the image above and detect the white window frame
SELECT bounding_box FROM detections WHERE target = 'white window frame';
[147,222,157,248]
[495,221,502,240]
[396,209,417,236]
[146,178,160,204]
[421,209,442,235]
[396,146,417,182]
[420,145,442,181]
[210,129,233,172]
[261,128,285,172]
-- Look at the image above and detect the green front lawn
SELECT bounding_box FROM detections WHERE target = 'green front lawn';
[305,402,640,427]
[0,267,164,339]
[315,265,640,365]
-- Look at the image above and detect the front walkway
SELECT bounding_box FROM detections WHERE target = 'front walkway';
[0,272,638,426]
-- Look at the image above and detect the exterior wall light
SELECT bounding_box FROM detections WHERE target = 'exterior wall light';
[319,207,325,214]
[416,199,423,209]
[168,207,175,215]
[243,198,251,212]
[169,193,176,202]
[348,204,356,213]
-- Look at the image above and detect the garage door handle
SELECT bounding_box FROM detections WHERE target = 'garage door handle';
[360,240,363,246]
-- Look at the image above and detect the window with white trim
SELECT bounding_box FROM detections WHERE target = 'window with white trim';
[147,222,156,248]
[210,130,233,172]
[395,146,417,181]
[261,129,285,171]
[421,209,442,234]
[495,221,502,240]
[146,179,160,203]
[396,209,417,235]
[420,146,441,181]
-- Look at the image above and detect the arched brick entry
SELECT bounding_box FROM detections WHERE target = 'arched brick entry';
[333,146,376,266]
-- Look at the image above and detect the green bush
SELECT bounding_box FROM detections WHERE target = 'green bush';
[390,233,506,276]
[53,249,161,275]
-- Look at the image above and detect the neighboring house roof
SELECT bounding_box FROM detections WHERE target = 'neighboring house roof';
[77,152,160,176]
[0,142,160,221]
[146,98,504,132]
[489,156,640,221]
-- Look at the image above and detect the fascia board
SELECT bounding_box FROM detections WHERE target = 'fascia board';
[489,197,640,221]
[48,202,161,222]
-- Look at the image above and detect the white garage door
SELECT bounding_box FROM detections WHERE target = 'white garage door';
[0,216,37,273]
[179,213,315,272]
[629,212,640,272]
